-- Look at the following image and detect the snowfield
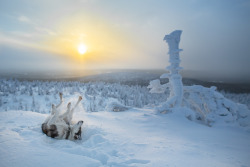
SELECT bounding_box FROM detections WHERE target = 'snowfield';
[0,108,250,167]
[0,79,250,167]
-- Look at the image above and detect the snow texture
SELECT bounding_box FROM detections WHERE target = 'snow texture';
[0,108,250,167]
[182,85,250,128]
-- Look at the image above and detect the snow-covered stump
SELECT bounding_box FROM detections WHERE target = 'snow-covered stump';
[149,30,184,113]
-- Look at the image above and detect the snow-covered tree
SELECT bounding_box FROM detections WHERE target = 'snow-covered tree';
[0,97,2,107]
[31,96,36,112]
[148,30,183,112]
[18,99,23,110]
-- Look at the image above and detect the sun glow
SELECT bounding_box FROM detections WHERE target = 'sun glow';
[78,43,87,54]
[42,16,133,68]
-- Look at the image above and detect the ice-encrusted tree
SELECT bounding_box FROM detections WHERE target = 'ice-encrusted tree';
[148,30,183,112]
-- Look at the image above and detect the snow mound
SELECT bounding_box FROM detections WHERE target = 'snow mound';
[182,85,250,129]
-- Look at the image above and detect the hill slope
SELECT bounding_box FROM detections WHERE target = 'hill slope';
[0,108,249,167]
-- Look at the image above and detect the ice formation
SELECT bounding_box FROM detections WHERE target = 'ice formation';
[148,30,184,112]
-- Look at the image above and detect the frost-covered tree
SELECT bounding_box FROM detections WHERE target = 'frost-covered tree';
[148,30,183,112]
[0,97,2,107]
[29,86,33,96]
[18,99,23,110]
[13,95,18,103]
[31,96,36,112]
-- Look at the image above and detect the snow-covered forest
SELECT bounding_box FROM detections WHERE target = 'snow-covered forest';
[1,78,249,111]
[0,78,169,113]
[0,78,250,127]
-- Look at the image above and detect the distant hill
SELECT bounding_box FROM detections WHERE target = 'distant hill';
[1,69,250,93]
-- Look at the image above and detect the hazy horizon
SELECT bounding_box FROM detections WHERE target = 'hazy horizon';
[0,0,250,80]
[1,68,250,83]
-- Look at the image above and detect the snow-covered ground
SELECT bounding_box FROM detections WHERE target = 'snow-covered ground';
[0,108,250,167]
[0,79,250,167]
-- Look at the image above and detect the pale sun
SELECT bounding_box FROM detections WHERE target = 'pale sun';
[78,43,87,54]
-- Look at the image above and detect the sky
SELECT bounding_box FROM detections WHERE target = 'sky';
[0,0,250,78]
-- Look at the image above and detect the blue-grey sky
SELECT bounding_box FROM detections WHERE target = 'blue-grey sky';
[0,0,250,78]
